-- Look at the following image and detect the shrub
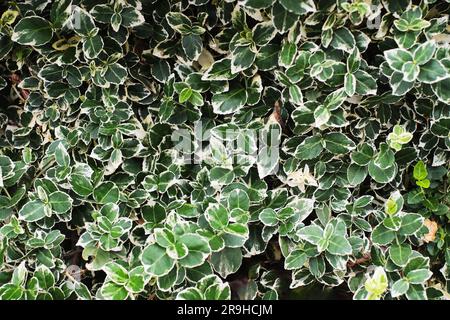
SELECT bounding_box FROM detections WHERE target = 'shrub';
[0,0,449,300]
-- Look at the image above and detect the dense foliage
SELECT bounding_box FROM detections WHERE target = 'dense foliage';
[0,0,449,300]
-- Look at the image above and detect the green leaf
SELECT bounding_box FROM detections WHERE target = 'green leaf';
[227,189,250,211]
[390,72,414,96]
[279,0,316,15]
[297,225,323,245]
[374,144,395,169]
[90,4,114,24]
[48,191,72,214]
[205,203,229,231]
[252,21,276,46]
[405,284,427,300]
[178,234,211,268]
[151,60,170,83]
[257,144,280,179]
[413,160,427,180]
[384,49,413,72]
[210,247,242,278]
[347,164,367,186]
[34,265,55,289]
[385,191,404,216]
[182,34,203,60]
[155,228,176,248]
[103,262,129,285]
[141,243,175,277]
[12,16,53,46]
[383,216,402,231]
[326,235,352,256]
[70,174,93,197]
[272,2,298,33]
[344,73,356,96]
[347,47,361,73]
[399,213,423,236]
[285,250,308,270]
[294,136,323,160]
[93,182,120,204]
[288,85,303,105]
[368,160,397,184]
[83,34,103,60]
[416,179,430,189]
[55,143,70,167]
[100,282,128,300]
[351,144,374,166]
[71,7,97,37]
[202,59,236,81]
[242,0,276,9]
[407,269,432,284]
[231,45,257,73]
[330,27,356,53]
[389,243,413,267]
[323,88,347,110]
[127,267,145,293]
[314,105,331,127]
[212,88,247,114]
[417,59,448,84]
[432,76,450,104]
[372,224,395,245]
[323,133,356,154]
[104,63,127,85]
[402,61,420,82]
[166,12,191,34]
[177,287,204,300]
[279,42,297,67]
[259,208,278,227]
[189,91,204,107]
[391,278,409,298]
[413,41,436,65]
[179,87,193,103]
[18,200,50,222]
[177,203,199,218]
[120,7,145,28]
[354,70,377,95]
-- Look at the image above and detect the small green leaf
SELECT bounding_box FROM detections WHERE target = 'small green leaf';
[372,224,395,245]
[103,262,129,285]
[18,200,50,222]
[284,250,308,270]
[294,136,323,160]
[205,203,229,231]
[417,59,448,84]
[323,133,356,154]
[326,235,352,256]
[179,87,193,103]
[391,278,409,298]
[48,191,72,214]
[93,182,120,204]
[100,282,128,300]
[141,243,175,277]
[259,208,278,227]
[413,161,428,181]
[55,143,70,167]
[389,243,413,267]
[210,247,242,278]
[12,16,53,46]
[297,225,324,245]
[407,269,432,284]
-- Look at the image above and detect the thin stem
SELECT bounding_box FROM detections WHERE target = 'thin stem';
[2,187,11,198]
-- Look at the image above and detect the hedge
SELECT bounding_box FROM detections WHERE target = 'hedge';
[0,0,449,300]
